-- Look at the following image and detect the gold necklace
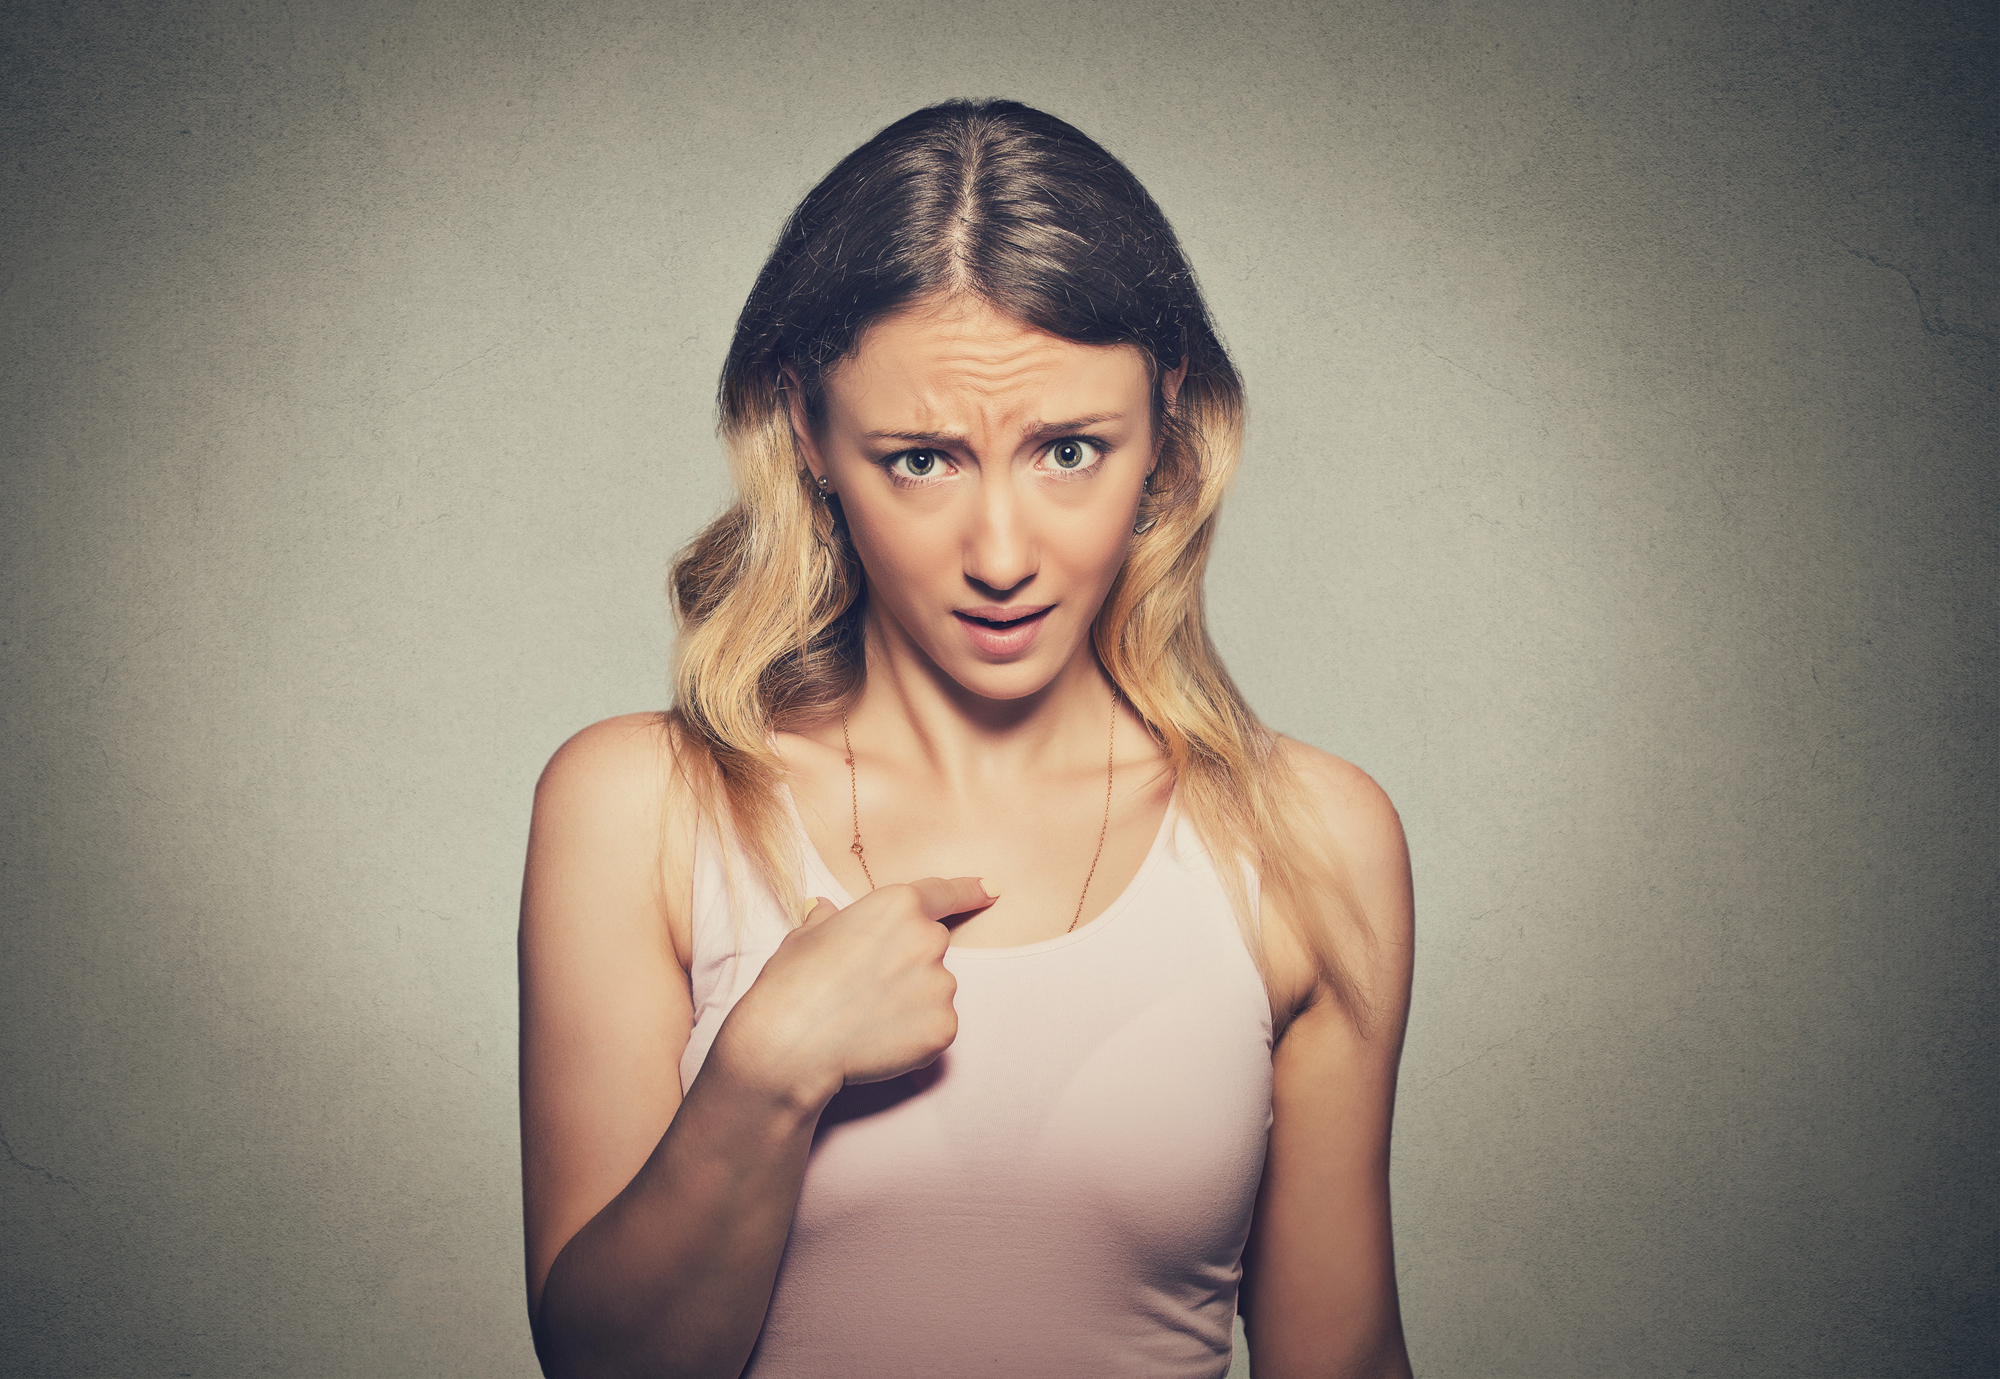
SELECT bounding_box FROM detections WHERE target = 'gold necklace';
[841,687,1119,933]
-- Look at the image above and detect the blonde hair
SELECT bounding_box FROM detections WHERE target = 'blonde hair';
[667,100,1371,1021]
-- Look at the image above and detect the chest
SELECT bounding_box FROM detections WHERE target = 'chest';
[685,801,1275,1377]
[807,936,1273,1227]
[687,811,1275,1178]
[723,861,1275,1378]
[789,767,1176,946]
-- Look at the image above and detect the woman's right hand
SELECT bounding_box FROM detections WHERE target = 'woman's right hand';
[715,877,995,1108]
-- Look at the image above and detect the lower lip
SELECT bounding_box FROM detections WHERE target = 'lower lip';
[954,608,1052,657]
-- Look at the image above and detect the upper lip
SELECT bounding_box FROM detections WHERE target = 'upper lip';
[954,604,1053,625]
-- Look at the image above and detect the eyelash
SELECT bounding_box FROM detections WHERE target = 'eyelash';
[878,438,1111,487]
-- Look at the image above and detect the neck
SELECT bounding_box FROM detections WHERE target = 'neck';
[848,605,1115,792]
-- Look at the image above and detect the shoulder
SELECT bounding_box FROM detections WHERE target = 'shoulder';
[1275,735,1397,814]
[1266,737,1414,1031]
[527,712,699,965]
[537,712,682,798]
[1273,737,1410,937]
[533,711,713,838]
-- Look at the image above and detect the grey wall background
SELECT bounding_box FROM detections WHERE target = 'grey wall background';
[3,0,1993,1374]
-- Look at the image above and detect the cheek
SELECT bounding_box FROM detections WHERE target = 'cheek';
[1053,503,1136,585]
[841,502,946,588]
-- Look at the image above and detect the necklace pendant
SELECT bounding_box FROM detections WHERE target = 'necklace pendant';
[850,838,865,855]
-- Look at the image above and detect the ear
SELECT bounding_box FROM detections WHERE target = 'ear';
[1148,357,1190,481]
[1161,357,1189,416]
[781,364,828,483]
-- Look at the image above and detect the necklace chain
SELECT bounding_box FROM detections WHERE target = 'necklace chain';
[842,713,877,893]
[840,687,1119,934]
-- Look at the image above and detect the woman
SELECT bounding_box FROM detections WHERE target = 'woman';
[519,100,1414,1379]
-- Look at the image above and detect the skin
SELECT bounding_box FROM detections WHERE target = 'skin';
[518,294,1415,1378]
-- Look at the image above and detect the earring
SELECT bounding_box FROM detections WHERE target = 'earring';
[813,474,833,501]
[1132,471,1157,534]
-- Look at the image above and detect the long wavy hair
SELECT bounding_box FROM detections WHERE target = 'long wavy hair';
[669,99,1367,1017]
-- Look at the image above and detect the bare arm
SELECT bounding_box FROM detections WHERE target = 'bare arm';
[519,715,987,1379]
[1240,743,1416,1379]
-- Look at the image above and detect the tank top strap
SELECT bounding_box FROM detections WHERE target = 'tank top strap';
[1166,808,1265,940]
[681,817,796,1091]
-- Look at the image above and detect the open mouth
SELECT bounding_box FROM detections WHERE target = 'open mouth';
[954,606,1052,629]
[952,604,1055,656]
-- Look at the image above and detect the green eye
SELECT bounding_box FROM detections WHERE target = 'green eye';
[894,450,942,478]
[1047,439,1102,471]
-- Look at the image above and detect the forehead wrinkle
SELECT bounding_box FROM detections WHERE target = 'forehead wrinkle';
[864,413,1125,444]
[904,337,1075,415]
[835,303,1147,445]
[873,371,1100,447]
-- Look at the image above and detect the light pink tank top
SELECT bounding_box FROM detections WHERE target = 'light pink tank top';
[678,791,1274,1378]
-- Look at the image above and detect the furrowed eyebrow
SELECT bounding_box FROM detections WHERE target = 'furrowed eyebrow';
[862,415,1125,447]
[862,428,966,446]
[1025,414,1123,442]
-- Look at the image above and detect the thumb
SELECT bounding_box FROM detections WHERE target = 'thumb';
[799,896,839,929]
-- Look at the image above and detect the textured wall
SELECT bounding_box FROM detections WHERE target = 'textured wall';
[2,1,1992,1375]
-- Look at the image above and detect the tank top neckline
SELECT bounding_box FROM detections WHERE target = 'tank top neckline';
[777,780,1181,962]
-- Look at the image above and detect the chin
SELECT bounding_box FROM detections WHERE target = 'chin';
[924,631,1082,701]
[941,657,1061,702]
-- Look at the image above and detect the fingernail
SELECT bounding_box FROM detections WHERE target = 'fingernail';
[980,878,999,898]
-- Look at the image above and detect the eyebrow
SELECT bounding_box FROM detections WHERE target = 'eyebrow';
[862,414,1125,446]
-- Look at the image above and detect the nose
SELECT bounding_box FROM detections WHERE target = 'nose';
[961,465,1037,595]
